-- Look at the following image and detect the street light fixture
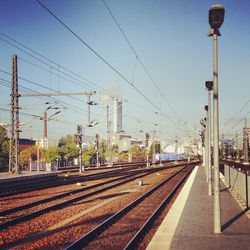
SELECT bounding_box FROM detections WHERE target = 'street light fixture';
[209,4,225,30]
[208,3,225,234]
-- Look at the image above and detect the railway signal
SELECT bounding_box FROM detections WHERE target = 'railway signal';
[76,125,83,173]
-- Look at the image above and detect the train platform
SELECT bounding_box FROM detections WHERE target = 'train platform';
[147,165,250,250]
[0,171,59,183]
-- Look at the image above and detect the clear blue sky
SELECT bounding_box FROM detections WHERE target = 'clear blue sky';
[0,0,249,143]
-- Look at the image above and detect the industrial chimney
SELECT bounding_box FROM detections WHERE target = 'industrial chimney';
[114,98,122,133]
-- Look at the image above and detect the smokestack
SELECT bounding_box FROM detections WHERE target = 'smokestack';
[114,98,122,133]
[44,111,47,139]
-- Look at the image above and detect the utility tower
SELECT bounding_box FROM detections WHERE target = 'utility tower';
[9,54,20,173]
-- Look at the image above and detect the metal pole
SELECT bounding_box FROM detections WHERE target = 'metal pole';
[96,133,99,167]
[205,116,209,182]
[243,118,249,164]
[236,133,240,162]
[9,54,20,174]
[37,145,40,172]
[44,111,47,139]
[88,95,91,125]
[208,90,212,195]
[152,131,156,165]
[213,30,221,233]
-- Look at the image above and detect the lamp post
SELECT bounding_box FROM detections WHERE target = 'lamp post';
[235,133,240,162]
[206,80,213,196]
[204,108,209,183]
[243,118,249,164]
[208,3,225,234]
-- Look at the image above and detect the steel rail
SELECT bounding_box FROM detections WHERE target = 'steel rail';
[64,165,190,250]
[0,166,159,217]
[124,165,194,249]
[0,165,139,197]
[0,167,164,230]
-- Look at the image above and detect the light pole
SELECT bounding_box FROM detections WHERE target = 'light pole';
[235,133,240,162]
[243,118,249,164]
[208,3,225,234]
[206,80,213,196]
[204,108,209,183]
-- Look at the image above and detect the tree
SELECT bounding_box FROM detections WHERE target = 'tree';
[58,135,79,165]
[128,145,144,161]
[82,144,96,165]
[0,126,9,172]
[45,146,58,162]
[19,146,41,169]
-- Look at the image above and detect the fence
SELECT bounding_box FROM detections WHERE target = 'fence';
[224,164,249,207]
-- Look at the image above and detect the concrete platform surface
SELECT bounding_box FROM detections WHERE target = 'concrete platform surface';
[147,166,250,250]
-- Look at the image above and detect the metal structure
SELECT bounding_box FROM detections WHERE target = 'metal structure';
[208,3,225,234]
[145,132,150,167]
[76,125,83,172]
[204,109,209,183]
[95,133,100,167]
[87,92,97,127]
[9,54,20,174]
[221,134,225,159]
[243,118,249,164]
[20,91,96,97]
[235,133,240,162]
[206,80,213,196]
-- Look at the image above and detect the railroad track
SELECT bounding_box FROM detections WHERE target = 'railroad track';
[65,164,194,249]
[0,166,169,231]
[0,161,198,249]
[0,165,141,198]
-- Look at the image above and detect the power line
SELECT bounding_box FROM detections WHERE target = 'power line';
[222,111,250,137]
[0,32,101,91]
[0,76,88,116]
[221,99,250,130]
[18,56,95,92]
[35,0,181,130]
[102,0,179,116]
[0,32,180,129]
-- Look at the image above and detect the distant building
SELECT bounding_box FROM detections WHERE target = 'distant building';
[19,138,36,151]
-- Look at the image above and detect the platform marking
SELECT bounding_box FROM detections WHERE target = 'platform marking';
[146,166,199,250]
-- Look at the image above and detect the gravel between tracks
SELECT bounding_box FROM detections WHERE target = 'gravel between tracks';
[0,166,183,249]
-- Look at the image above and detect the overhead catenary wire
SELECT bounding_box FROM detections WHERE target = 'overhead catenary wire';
[222,111,250,137]
[0,33,172,123]
[0,76,88,116]
[102,0,180,117]
[0,32,101,91]
[35,0,182,130]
